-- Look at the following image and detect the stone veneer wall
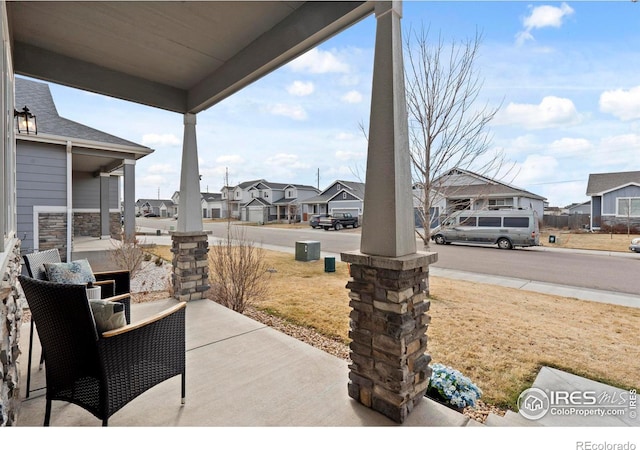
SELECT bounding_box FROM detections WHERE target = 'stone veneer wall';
[341,251,438,423]
[73,212,121,238]
[171,232,209,301]
[0,240,23,426]
[38,213,67,261]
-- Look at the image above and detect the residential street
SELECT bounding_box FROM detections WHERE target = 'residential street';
[137,218,640,296]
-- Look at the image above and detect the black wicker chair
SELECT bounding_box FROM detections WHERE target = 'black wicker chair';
[19,276,186,426]
[22,248,131,398]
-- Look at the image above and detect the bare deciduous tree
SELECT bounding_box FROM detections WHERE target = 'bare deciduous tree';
[405,27,510,248]
[208,227,270,313]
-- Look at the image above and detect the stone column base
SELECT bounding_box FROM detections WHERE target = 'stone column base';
[341,250,438,423]
[171,231,209,301]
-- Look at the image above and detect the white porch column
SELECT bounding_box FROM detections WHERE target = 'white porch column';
[122,159,136,240]
[99,172,111,239]
[177,113,203,232]
[172,113,209,301]
[360,0,416,258]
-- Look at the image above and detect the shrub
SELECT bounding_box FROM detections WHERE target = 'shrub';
[207,227,270,313]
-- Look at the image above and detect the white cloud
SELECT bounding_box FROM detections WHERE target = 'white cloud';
[289,48,349,74]
[147,164,175,174]
[141,133,181,147]
[341,90,363,104]
[287,81,314,97]
[598,134,640,166]
[599,86,640,121]
[549,137,592,157]
[498,96,581,129]
[215,154,245,164]
[138,174,168,187]
[514,154,559,185]
[335,150,365,161]
[264,153,311,170]
[266,103,307,121]
[516,3,574,45]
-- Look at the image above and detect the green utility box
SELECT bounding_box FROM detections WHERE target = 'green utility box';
[324,256,336,273]
[295,241,320,262]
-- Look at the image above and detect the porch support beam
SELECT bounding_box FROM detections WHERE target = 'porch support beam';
[342,0,438,424]
[99,172,110,239]
[176,113,202,233]
[172,113,209,301]
[122,159,136,240]
[360,0,415,258]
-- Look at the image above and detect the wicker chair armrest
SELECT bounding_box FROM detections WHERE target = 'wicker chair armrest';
[101,302,186,338]
[94,279,116,298]
[102,293,132,324]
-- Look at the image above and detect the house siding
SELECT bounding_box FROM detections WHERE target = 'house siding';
[16,142,67,253]
[602,186,640,215]
[73,171,119,209]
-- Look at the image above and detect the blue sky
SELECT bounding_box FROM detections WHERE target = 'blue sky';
[39,1,640,208]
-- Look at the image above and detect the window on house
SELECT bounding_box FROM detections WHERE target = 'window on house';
[265,193,269,198]
[617,198,640,216]
[488,198,513,209]
[342,192,347,200]
[337,184,341,191]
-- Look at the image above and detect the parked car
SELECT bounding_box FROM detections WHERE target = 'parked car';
[431,208,539,250]
[144,212,158,217]
[309,214,330,228]
[319,212,359,231]
[630,238,640,253]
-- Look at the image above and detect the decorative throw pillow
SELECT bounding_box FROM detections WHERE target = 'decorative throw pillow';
[89,299,126,333]
[44,259,97,285]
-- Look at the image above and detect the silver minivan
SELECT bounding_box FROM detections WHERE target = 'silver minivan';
[431,208,540,250]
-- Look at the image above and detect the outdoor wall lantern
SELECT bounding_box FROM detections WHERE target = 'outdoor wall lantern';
[14,105,37,135]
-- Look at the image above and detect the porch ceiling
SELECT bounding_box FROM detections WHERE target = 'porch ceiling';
[8,1,373,113]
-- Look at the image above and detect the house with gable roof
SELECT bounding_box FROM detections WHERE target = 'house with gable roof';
[586,170,640,231]
[16,77,153,259]
[241,180,320,223]
[300,180,366,220]
[414,168,546,229]
[135,198,176,218]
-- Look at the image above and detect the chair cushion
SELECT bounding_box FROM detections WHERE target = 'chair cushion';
[89,299,126,333]
[44,259,97,285]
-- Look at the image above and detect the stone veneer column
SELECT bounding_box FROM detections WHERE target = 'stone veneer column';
[0,240,23,425]
[342,250,438,423]
[171,231,209,301]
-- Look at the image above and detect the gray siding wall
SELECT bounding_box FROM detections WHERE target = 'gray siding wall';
[72,172,119,209]
[602,185,640,215]
[16,142,67,253]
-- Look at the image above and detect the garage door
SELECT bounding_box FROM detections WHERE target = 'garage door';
[247,207,264,223]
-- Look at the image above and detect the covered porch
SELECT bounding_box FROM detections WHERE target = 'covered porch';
[17,297,472,427]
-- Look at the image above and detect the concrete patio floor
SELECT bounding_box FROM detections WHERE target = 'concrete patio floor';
[16,297,476,427]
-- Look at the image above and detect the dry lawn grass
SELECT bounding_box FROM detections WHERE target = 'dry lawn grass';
[540,230,639,252]
[148,243,639,408]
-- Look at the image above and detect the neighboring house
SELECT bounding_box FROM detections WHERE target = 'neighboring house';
[415,168,546,229]
[586,171,640,231]
[201,192,223,219]
[135,199,176,218]
[16,77,153,259]
[566,201,591,215]
[172,191,223,219]
[220,180,319,222]
[300,180,365,220]
[222,179,265,220]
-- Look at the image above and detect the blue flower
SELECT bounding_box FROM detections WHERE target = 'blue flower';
[426,363,482,409]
